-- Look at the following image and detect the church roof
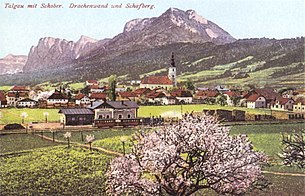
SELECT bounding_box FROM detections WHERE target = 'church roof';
[141,76,173,85]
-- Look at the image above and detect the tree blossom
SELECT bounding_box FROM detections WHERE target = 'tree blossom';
[86,134,95,151]
[64,132,72,148]
[280,130,305,168]
[86,134,95,143]
[107,114,267,195]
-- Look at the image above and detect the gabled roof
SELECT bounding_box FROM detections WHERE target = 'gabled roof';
[247,94,265,102]
[59,108,94,115]
[75,93,87,100]
[146,91,166,99]
[134,88,152,96]
[11,86,28,91]
[90,92,107,99]
[94,101,139,109]
[252,88,281,99]
[86,80,98,84]
[141,76,173,85]
[19,98,37,103]
[47,92,68,100]
[224,91,240,97]
[276,98,294,105]
[171,89,193,97]
[7,92,27,98]
[196,90,219,98]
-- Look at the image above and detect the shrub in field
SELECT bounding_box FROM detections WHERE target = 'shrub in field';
[107,114,267,195]
[280,130,305,169]
[3,123,25,130]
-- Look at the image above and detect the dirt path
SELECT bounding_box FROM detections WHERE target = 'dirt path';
[262,170,305,177]
[34,133,123,156]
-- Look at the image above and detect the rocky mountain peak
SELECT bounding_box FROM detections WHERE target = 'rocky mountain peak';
[0,54,27,75]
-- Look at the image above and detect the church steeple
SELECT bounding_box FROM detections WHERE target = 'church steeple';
[168,52,177,87]
[171,52,176,67]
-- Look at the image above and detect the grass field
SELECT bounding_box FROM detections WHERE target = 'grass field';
[0,133,59,154]
[0,146,112,195]
[138,104,271,117]
[0,108,60,124]
[1,122,304,195]
[0,105,271,124]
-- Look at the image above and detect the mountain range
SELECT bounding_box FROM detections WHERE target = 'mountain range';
[0,54,27,75]
[0,8,303,88]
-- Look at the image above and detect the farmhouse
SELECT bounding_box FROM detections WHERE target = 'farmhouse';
[75,93,91,106]
[47,91,69,105]
[246,94,266,109]
[59,108,94,126]
[293,100,305,113]
[6,92,28,107]
[17,98,37,108]
[86,80,99,86]
[170,89,193,104]
[270,98,294,111]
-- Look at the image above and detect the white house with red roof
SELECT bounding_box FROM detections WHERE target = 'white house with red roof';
[86,80,99,86]
[6,92,28,107]
[246,94,266,109]
[270,98,294,111]
[75,94,91,106]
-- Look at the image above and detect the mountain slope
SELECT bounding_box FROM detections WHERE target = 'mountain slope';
[23,8,235,72]
[1,37,303,88]
[0,54,27,75]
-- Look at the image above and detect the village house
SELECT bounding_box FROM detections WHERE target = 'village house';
[140,53,177,89]
[117,91,137,101]
[244,88,281,108]
[0,91,7,108]
[171,89,193,104]
[9,85,29,93]
[6,92,28,107]
[146,91,168,105]
[293,99,305,113]
[86,80,99,86]
[133,88,152,97]
[75,94,91,106]
[89,92,107,102]
[47,91,69,105]
[270,98,294,111]
[88,85,104,93]
[59,108,95,126]
[224,91,241,106]
[17,98,37,108]
[194,90,219,104]
[246,94,266,109]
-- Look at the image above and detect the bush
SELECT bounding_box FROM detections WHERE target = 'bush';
[3,123,25,130]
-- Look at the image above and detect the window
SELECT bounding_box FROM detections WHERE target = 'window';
[99,115,103,119]
[118,114,122,119]
[71,117,76,121]
[127,114,131,118]
[106,115,110,119]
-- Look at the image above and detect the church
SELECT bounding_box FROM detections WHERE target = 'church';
[140,53,177,89]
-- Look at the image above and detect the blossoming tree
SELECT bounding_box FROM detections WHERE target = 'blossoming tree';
[107,114,267,195]
[280,130,305,169]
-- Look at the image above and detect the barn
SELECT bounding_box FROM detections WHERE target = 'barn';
[59,108,94,126]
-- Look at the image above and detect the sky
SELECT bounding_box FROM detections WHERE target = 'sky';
[0,0,304,58]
